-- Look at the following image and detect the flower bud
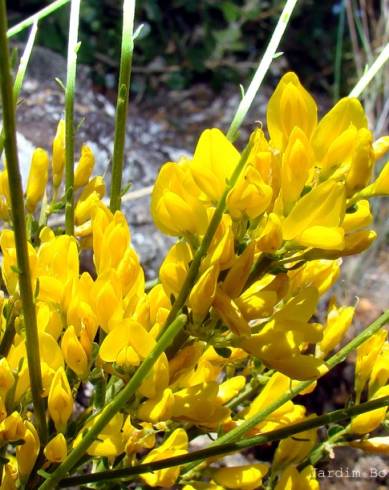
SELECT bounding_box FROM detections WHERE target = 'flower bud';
[188,265,219,319]
[44,433,67,463]
[74,144,95,188]
[16,422,40,480]
[52,120,65,188]
[26,148,49,212]
[48,367,73,432]
[373,135,389,160]
[61,325,89,378]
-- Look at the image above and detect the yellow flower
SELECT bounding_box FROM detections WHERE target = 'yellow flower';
[351,436,389,454]
[222,242,255,298]
[61,325,89,378]
[275,465,319,490]
[318,301,355,357]
[217,375,245,404]
[372,135,389,160]
[16,422,40,480]
[273,427,317,468]
[227,165,272,219]
[288,259,340,296]
[48,367,73,432]
[0,412,26,442]
[267,72,317,150]
[26,148,49,212]
[52,119,65,188]
[122,415,156,455]
[213,464,269,490]
[74,413,124,457]
[138,388,175,423]
[213,287,250,336]
[190,128,240,202]
[364,161,389,196]
[141,428,188,487]
[342,199,372,232]
[1,459,18,490]
[350,385,389,435]
[74,144,95,188]
[346,128,374,195]
[159,241,192,298]
[151,161,208,235]
[254,213,283,253]
[368,343,389,397]
[0,358,14,399]
[44,433,67,463]
[188,264,219,319]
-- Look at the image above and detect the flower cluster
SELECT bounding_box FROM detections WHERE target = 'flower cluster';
[0,72,388,489]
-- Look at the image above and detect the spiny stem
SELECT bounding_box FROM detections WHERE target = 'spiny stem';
[110,0,136,212]
[0,0,47,443]
[58,395,389,487]
[64,0,80,235]
[7,0,70,38]
[182,309,389,475]
[0,21,38,157]
[38,314,187,490]
[226,0,299,141]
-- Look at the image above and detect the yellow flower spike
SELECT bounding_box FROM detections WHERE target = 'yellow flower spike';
[137,388,175,423]
[48,367,73,432]
[255,212,283,253]
[346,128,374,195]
[280,127,314,213]
[159,241,193,298]
[350,385,389,435]
[190,128,240,202]
[16,421,39,480]
[0,357,14,399]
[267,72,317,150]
[342,199,372,232]
[61,325,89,378]
[368,343,389,397]
[74,413,124,457]
[282,180,346,249]
[213,464,269,490]
[318,301,354,357]
[355,329,387,400]
[213,287,250,336]
[205,212,235,270]
[0,412,26,442]
[44,433,67,463]
[350,436,389,454]
[151,161,208,236]
[52,119,65,188]
[26,148,49,212]
[141,428,188,488]
[227,165,272,220]
[312,97,367,161]
[275,465,319,490]
[273,427,317,469]
[188,264,219,319]
[218,375,245,404]
[222,242,255,298]
[373,135,389,160]
[74,144,95,188]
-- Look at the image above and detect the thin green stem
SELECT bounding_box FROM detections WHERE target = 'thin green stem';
[64,0,80,235]
[58,395,389,487]
[7,0,70,38]
[349,43,389,98]
[0,21,38,157]
[110,0,135,212]
[182,309,389,475]
[0,0,47,443]
[38,314,187,490]
[333,0,345,101]
[226,0,299,141]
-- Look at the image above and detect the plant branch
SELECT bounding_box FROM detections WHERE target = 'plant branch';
[58,395,389,486]
[349,43,389,98]
[38,314,187,490]
[7,0,70,38]
[226,0,299,141]
[64,0,80,235]
[0,0,47,443]
[110,0,136,212]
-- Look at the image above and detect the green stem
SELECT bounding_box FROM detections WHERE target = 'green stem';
[0,21,38,157]
[7,0,70,38]
[0,0,47,444]
[38,314,187,490]
[64,0,80,235]
[349,43,389,98]
[226,0,299,141]
[304,426,348,468]
[58,395,389,487]
[110,0,135,212]
[182,309,389,475]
